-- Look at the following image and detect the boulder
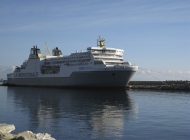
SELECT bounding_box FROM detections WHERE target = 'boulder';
[0,132,16,140]
[15,131,36,140]
[15,131,55,140]
[0,124,55,140]
[35,133,55,140]
[0,124,15,133]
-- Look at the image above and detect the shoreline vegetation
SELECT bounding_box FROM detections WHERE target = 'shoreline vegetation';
[128,81,190,91]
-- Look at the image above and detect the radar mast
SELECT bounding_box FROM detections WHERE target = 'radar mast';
[97,36,105,48]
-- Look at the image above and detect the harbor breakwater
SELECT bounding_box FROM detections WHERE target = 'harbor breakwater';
[128,81,190,91]
[1,80,190,91]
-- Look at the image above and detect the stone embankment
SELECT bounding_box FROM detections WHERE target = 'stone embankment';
[0,124,55,140]
[128,81,190,91]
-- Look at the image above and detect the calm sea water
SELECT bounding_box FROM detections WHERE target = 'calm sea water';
[0,86,190,140]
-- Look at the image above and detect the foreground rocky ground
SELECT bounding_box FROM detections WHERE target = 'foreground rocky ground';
[0,124,55,140]
[128,81,190,90]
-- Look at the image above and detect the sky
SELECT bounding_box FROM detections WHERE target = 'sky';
[0,0,190,81]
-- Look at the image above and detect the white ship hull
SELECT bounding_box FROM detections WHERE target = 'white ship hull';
[7,37,138,89]
[8,70,136,88]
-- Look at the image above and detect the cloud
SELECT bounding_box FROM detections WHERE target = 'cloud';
[0,66,12,79]
[0,0,190,33]
[12,66,16,71]
[132,68,190,81]
[141,71,146,74]
[147,69,151,74]
[178,70,183,74]
[167,70,172,73]
[186,71,190,74]
[0,68,7,72]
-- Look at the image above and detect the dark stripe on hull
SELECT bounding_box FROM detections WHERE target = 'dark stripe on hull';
[8,71,136,88]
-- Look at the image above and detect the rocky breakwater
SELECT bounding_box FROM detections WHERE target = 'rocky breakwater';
[0,123,55,140]
[128,81,190,91]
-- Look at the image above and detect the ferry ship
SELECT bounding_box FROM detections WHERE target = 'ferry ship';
[7,37,138,88]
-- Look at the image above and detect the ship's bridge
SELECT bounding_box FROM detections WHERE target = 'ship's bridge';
[87,47,124,56]
[87,37,126,66]
[87,36,124,56]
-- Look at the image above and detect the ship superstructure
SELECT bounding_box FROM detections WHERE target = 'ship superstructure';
[7,37,138,88]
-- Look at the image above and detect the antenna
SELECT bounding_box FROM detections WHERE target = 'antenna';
[44,42,52,56]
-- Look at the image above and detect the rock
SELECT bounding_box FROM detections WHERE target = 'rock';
[14,131,55,140]
[15,131,36,140]
[35,133,55,140]
[0,132,16,140]
[0,124,55,140]
[0,124,15,133]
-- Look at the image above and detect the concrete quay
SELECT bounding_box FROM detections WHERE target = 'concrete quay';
[128,81,190,91]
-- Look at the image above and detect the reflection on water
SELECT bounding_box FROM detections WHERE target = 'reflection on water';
[2,87,190,139]
[7,87,137,139]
